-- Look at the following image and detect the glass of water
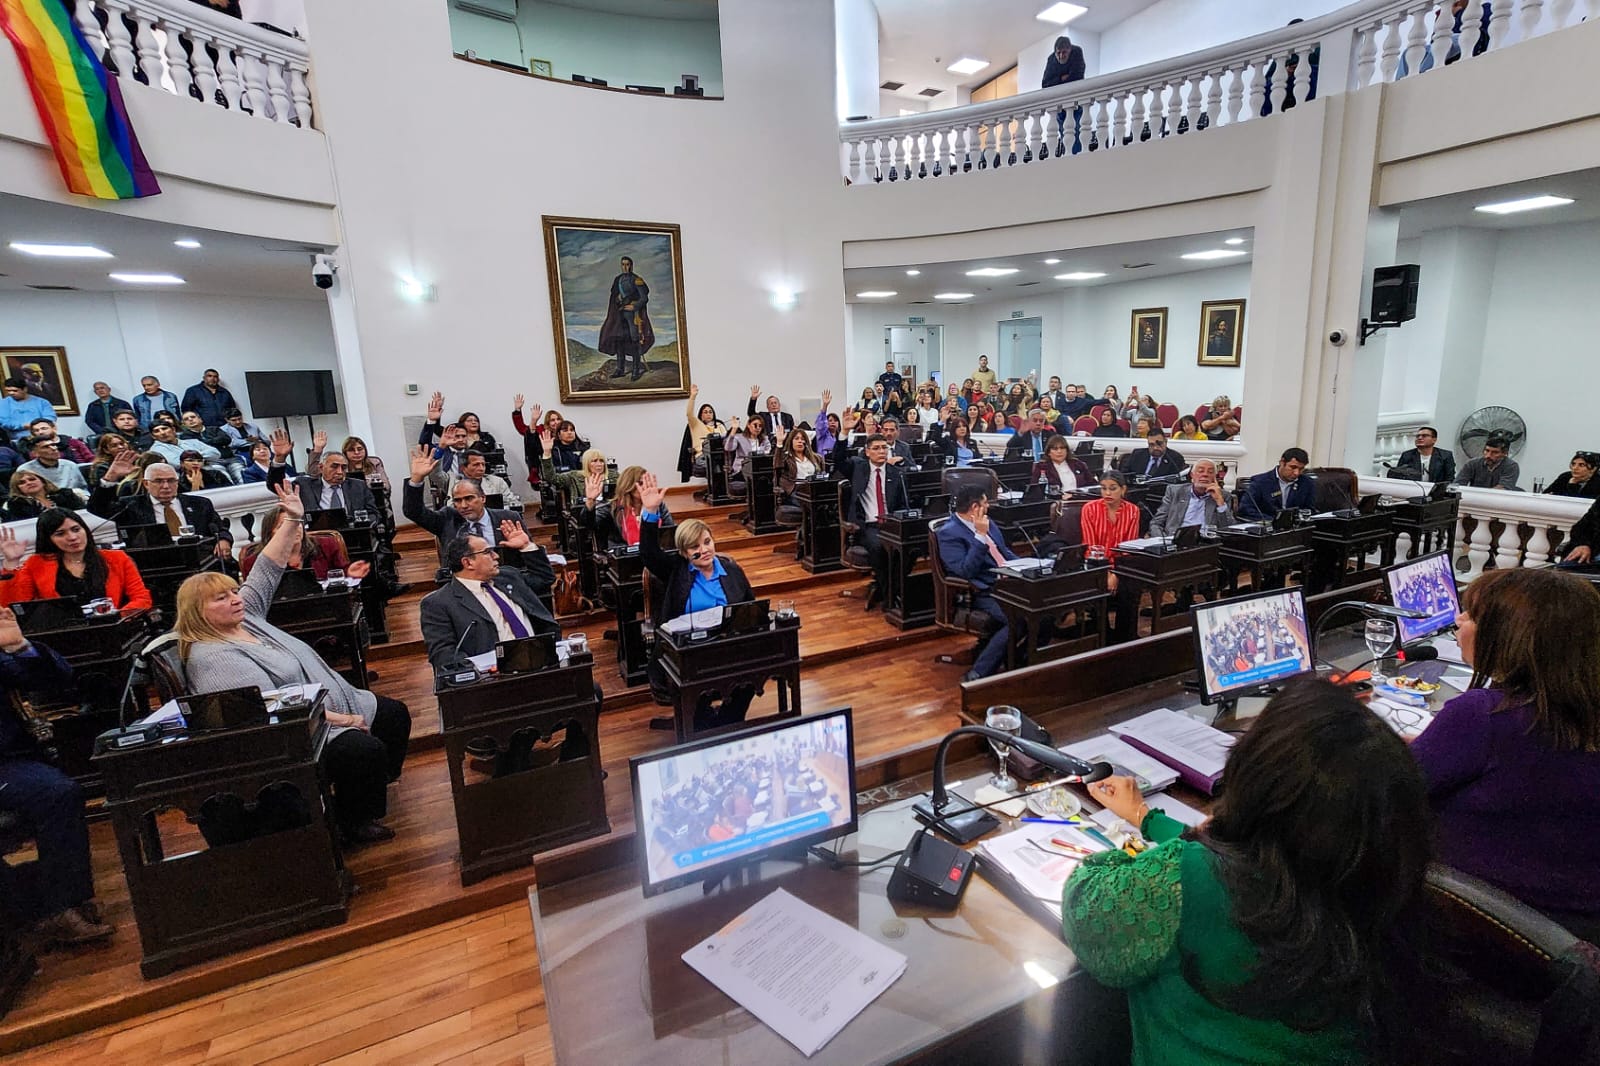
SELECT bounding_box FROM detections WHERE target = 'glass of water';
[1364,618,1397,684]
[326,568,345,584]
[985,705,1022,793]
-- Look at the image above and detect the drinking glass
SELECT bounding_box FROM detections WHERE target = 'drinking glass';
[326,568,345,584]
[1364,618,1397,684]
[985,705,1022,793]
[177,524,196,539]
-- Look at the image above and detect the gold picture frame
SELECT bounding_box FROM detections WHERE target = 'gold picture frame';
[1129,307,1167,368]
[529,58,553,77]
[1197,299,1246,367]
[0,346,79,415]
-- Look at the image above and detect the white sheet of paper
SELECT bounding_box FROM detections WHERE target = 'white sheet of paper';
[466,650,498,672]
[1439,667,1474,692]
[1090,790,1206,833]
[1110,708,1235,779]
[1116,536,1169,551]
[1431,637,1464,662]
[978,823,1107,903]
[659,606,726,635]
[132,699,185,729]
[1060,734,1179,794]
[682,888,906,1058]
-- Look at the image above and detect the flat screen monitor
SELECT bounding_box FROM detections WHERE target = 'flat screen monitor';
[630,708,857,897]
[1384,550,1460,644]
[1192,586,1315,706]
[245,370,339,418]
[306,508,347,531]
[117,523,173,549]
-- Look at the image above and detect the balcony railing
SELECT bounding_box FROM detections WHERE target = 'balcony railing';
[840,0,1591,184]
[70,0,314,129]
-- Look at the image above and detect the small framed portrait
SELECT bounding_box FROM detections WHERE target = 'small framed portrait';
[529,58,554,78]
[0,346,78,415]
[1197,299,1246,367]
[1129,307,1168,368]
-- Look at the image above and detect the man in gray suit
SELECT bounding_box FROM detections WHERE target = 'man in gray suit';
[265,429,380,520]
[403,446,555,589]
[1150,458,1235,536]
[419,533,559,672]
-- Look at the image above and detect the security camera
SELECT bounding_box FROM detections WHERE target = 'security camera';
[1328,328,1349,347]
[311,254,336,290]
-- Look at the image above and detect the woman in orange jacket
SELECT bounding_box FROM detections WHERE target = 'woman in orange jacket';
[0,509,153,612]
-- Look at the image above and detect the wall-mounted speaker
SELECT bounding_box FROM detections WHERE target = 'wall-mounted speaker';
[1370,264,1420,324]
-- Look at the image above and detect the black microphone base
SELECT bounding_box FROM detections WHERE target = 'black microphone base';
[912,800,1000,844]
[887,829,974,910]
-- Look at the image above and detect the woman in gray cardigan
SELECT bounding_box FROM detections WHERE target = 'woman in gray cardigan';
[176,482,412,845]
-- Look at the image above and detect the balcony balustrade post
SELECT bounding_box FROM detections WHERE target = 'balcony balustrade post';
[1520,0,1547,36]
[1176,76,1193,133]
[1354,22,1379,88]
[1225,64,1246,124]
[102,0,136,79]
[215,38,242,109]
[72,1,106,63]
[160,17,193,99]
[1247,56,1268,119]
[130,7,160,85]
[1401,4,1429,77]
[1377,12,1403,82]
[1486,0,1514,53]
[265,56,292,123]
[1202,70,1222,130]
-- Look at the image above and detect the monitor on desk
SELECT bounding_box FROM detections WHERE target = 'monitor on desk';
[721,598,771,637]
[484,493,505,511]
[180,685,270,732]
[1384,550,1459,644]
[496,633,559,674]
[117,523,174,549]
[306,509,347,531]
[1191,586,1314,706]
[272,568,324,600]
[629,707,857,897]
[10,596,87,632]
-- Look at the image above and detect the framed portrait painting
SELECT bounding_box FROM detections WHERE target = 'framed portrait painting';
[1197,299,1246,367]
[0,346,78,415]
[542,216,691,403]
[1129,307,1168,368]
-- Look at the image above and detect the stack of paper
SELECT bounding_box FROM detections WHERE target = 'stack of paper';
[1060,734,1179,794]
[659,606,726,635]
[682,888,906,1057]
[1109,708,1236,794]
[976,822,1113,921]
[1116,536,1169,551]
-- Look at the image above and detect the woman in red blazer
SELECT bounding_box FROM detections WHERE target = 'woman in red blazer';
[0,508,153,612]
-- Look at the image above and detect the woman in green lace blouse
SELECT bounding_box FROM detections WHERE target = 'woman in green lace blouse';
[1063,679,1431,1065]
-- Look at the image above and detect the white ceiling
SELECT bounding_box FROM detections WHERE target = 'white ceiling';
[876,0,1160,104]
[844,229,1254,304]
[0,194,325,301]
[1393,168,1600,240]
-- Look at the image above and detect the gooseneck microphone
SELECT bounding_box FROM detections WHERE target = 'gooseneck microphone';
[1381,460,1432,503]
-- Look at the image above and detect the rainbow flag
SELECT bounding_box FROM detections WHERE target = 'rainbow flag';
[0,0,159,199]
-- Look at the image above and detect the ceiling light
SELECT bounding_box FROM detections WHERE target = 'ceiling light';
[1474,194,1575,215]
[9,242,112,258]
[1054,271,1106,281]
[905,269,921,276]
[934,292,973,300]
[946,57,989,76]
[109,272,185,285]
[1043,258,1061,265]
[965,267,1019,277]
[1180,250,1249,261]
[1035,3,1088,25]
[1223,237,1246,246]
[173,238,203,249]
[856,290,898,298]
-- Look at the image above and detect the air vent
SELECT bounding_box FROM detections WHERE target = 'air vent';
[27,284,79,291]
[917,87,942,97]
[908,300,932,304]
[1122,262,1154,270]
[1016,281,1040,287]
[879,80,904,91]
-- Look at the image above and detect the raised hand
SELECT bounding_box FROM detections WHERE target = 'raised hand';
[512,393,524,410]
[427,391,444,421]
[273,479,305,519]
[639,471,664,512]
[584,471,605,507]
[529,404,542,424]
[972,506,991,539]
[0,527,26,569]
[269,428,294,461]
[104,447,139,483]
[311,429,328,454]
[689,383,699,399]
[409,444,439,484]
[821,389,831,407]
[497,519,531,550]
[0,606,26,653]
[750,385,761,399]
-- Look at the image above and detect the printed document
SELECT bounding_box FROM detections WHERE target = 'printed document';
[1110,708,1235,780]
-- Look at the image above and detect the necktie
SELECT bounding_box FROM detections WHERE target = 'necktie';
[874,467,886,520]
[1032,434,1042,462]
[164,502,182,534]
[331,486,345,511]
[985,532,1007,567]
[482,582,530,639]
[1147,456,1158,476]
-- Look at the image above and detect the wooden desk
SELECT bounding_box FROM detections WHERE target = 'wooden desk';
[794,477,844,574]
[742,464,783,534]
[92,703,348,978]
[435,659,608,886]
[596,547,651,686]
[657,620,801,742]
[123,536,218,618]
[986,495,1054,549]
[901,467,944,507]
[1216,526,1314,593]
[878,511,935,630]
[992,564,1112,670]
[1389,496,1459,560]
[319,522,392,645]
[978,458,1035,491]
[1112,542,1222,637]
[267,585,369,689]
[701,436,739,505]
[555,509,601,601]
[1309,512,1396,593]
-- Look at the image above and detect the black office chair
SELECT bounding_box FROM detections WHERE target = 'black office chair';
[928,517,999,666]
[941,465,1000,502]
[1394,863,1600,1065]
[139,631,188,704]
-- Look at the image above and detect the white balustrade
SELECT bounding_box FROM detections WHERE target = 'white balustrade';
[840,0,1582,183]
[1448,487,1590,581]
[70,0,314,130]
[1371,410,1433,469]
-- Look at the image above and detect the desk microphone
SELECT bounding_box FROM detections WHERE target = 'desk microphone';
[1381,460,1432,503]
[440,619,483,687]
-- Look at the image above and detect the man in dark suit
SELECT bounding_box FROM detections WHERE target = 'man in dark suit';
[402,446,554,589]
[1151,459,1235,537]
[1040,376,1071,419]
[1004,409,1057,463]
[419,533,560,672]
[747,386,796,436]
[264,429,379,519]
[1041,34,1085,87]
[845,434,907,610]
[87,452,234,560]
[1237,448,1317,521]
[1392,426,1456,484]
[1118,430,1187,480]
[881,417,914,466]
[936,484,1017,681]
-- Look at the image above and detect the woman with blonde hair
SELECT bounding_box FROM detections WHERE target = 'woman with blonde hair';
[581,463,659,549]
[557,447,614,507]
[1203,395,1240,440]
[176,482,411,846]
[2,468,80,521]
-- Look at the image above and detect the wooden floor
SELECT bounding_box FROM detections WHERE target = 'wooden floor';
[4,486,980,1060]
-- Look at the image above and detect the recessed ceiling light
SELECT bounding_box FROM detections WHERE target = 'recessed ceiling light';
[1035,3,1089,25]
[1223,237,1246,246]
[109,272,185,285]
[934,292,974,300]
[1054,271,1106,281]
[946,57,989,76]
[173,238,202,249]
[1474,194,1575,215]
[905,269,921,276]
[1043,258,1061,265]
[9,242,112,258]
[1180,250,1249,261]
[965,267,1019,277]
[856,290,899,298]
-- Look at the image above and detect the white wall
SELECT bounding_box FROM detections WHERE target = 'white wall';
[0,291,346,442]
[1097,0,1346,76]
[835,0,879,120]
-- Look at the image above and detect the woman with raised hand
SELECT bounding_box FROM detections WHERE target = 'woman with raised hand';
[0,510,153,612]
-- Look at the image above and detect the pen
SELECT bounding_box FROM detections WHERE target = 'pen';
[1020,817,1081,826]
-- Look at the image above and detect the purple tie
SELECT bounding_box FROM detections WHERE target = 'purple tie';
[482,582,530,639]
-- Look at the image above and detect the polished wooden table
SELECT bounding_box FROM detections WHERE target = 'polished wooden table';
[1111,542,1222,638]
[1216,525,1314,593]
[657,619,801,742]
[878,510,936,629]
[122,535,218,618]
[435,657,608,886]
[267,583,368,689]
[986,494,1054,550]
[794,477,845,574]
[991,563,1112,670]
[1389,496,1460,560]
[93,699,348,978]
[1309,511,1397,593]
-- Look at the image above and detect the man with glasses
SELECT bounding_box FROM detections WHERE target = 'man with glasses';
[265,429,380,520]
[87,452,234,561]
[1393,426,1456,483]
[419,533,561,673]
[403,445,553,589]
[1119,429,1186,480]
